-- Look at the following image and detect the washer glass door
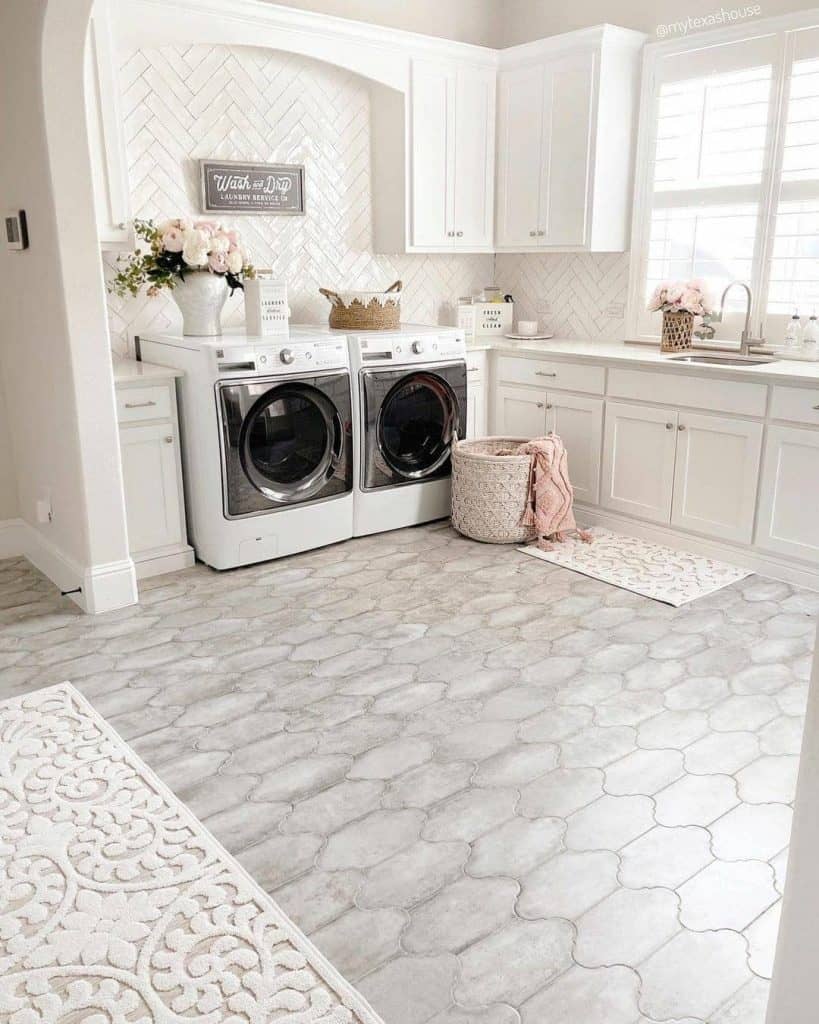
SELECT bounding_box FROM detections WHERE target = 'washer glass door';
[240,383,341,503]
[377,372,459,479]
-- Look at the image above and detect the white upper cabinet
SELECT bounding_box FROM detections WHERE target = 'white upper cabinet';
[374,58,496,254]
[496,26,645,252]
[410,59,496,251]
[85,0,132,249]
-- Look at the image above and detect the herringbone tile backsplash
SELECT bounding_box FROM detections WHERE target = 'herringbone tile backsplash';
[105,43,629,355]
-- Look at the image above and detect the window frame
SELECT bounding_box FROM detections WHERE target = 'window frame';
[626,9,819,346]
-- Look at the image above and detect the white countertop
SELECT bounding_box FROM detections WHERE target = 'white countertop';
[113,358,184,383]
[466,337,819,385]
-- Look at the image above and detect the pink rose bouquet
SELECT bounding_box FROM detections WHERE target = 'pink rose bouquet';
[111,218,255,299]
[647,279,714,317]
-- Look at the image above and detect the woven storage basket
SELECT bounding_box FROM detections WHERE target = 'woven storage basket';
[319,281,401,331]
[661,310,694,352]
[451,437,536,544]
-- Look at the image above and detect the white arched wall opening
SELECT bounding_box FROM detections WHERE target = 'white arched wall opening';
[40,0,137,613]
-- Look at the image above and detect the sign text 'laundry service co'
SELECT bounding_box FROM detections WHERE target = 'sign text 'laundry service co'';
[199,160,305,215]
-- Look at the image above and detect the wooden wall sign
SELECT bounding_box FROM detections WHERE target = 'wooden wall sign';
[199,160,305,215]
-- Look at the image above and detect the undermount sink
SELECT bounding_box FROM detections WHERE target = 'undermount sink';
[670,354,777,366]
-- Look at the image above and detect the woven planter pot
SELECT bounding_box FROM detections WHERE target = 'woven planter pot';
[451,437,536,544]
[661,310,694,352]
[319,281,401,330]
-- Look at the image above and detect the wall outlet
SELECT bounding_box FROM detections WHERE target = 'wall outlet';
[36,497,52,524]
[604,302,626,318]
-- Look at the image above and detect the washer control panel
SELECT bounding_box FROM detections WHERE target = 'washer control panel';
[215,339,348,375]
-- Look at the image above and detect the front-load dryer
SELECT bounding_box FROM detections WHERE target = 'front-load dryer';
[347,325,467,536]
[139,326,353,569]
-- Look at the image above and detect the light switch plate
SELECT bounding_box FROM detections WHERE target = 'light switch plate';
[5,210,28,251]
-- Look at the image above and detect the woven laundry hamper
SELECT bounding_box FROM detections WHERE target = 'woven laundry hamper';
[451,437,536,544]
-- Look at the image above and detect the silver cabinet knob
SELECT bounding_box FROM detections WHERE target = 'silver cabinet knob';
[546,403,553,410]
[529,230,537,237]
[678,424,686,431]
[447,231,455,237]
[536,402,544,409]
[280,348,295,364]
[666,422,674,430]
[537,230,545,236]
[164,435,173,444]
[412,340,425,354]
[456,231,463,237]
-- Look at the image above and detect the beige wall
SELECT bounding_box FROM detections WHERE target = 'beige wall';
[265,0,500,46]
[500,0,819,44]
[0,383,18,521]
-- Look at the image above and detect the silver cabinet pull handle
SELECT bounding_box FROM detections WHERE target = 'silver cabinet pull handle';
[124,400,157,409]
[535,371,557,377]
[467,367,480,373]
[666,422,674,430]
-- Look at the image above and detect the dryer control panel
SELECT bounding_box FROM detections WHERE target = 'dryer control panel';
[355,329,466,368]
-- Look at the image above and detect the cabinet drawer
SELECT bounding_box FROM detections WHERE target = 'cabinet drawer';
[770,385,819,426]
[116,385,172,423]
[496,355,605,394]
[608,368,767,418]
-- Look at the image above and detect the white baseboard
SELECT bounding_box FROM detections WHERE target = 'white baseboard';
[82,559,139,614]
[576,505,819,591]
[133,543,195,579]
[0,518,27,560]
[0,518,138,614]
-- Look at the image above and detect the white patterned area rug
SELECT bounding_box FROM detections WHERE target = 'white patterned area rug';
[0,683,383,1024]
[518,527,752,607]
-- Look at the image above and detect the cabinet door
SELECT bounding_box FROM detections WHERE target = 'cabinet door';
[495,65,544,248]
[466,381,487,439]
[546,392,603,506]
[671,413,762,543]
[119,423,183,554]
[757,425,819,563]
[495,386,548,438]
[411,61,455,248]
[539,51,594,246]
[453,66,495,248]
[85,0,132,248]
[602,402,678,523]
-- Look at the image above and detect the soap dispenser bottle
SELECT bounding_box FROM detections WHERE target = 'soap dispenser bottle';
[784,310,803,351]
[803,310,819,360]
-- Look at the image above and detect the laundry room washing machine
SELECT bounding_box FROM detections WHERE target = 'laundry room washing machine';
[347,325,467,536]
[139,326,353,569]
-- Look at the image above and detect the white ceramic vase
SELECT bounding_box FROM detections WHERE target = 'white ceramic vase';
[171,271,229,336]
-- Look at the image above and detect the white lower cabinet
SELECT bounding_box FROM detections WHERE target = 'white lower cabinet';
[671,412,762,544]
[757,425,819,561]
[602,402,678,523]
[120,423,184,553]
[495,384,548,438]
[465,352,488,439]
[115,373,194,578]
[546,393,603,505]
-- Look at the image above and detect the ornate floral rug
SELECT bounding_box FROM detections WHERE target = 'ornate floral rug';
[519,527,752,606]
[0,683,383,1024]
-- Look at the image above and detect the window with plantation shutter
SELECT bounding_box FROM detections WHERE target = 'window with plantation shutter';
[629,18,819,346]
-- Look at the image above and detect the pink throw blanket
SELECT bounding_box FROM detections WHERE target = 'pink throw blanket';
[511,435,593,551]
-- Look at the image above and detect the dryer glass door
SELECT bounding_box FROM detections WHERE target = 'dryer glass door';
[377,372,459,479]
[239,383,342,503]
